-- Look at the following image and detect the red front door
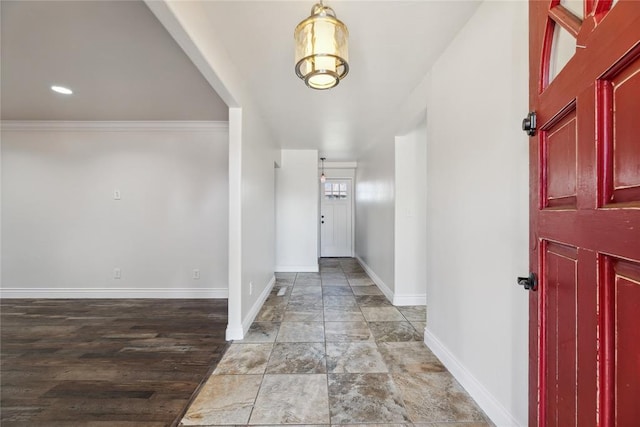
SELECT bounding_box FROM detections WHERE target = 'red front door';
[528,1,640,426]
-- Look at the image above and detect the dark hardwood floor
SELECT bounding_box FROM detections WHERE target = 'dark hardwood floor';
[0,299,229,427]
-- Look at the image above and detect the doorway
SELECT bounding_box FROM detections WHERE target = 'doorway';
[527,2,640,425]
[320,178,353,257]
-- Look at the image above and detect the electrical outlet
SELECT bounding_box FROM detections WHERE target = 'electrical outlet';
[193,269,200,280]
[114,268,121,279]
[249,282,253,296]
[113,189,121,200]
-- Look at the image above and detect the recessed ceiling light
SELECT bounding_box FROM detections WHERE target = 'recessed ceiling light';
[51,85,73,95]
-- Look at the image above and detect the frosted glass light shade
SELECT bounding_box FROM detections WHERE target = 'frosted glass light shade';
[294,3,349,90]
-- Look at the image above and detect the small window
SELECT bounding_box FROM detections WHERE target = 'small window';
[324,182,348,199]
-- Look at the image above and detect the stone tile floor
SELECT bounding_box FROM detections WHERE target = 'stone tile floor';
[180,258,492,426]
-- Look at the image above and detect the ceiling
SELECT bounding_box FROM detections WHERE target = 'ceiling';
[1,0,482,159]
[0,1,228,121]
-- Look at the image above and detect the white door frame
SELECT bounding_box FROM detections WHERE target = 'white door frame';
[319,177,354,258]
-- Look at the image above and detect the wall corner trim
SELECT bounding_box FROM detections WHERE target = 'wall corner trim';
[424,328,523,427]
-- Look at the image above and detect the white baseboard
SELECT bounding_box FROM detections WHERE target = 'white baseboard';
[228,275,275,341]
[275,265,319,273]
[393,294,427,306]
[225,325,244,341]
[424,328,522,427]
[355,255,394,302]
[0,287,228,299]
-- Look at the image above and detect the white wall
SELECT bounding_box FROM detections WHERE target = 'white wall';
[354,123,427,307]
[1,121,229,298]
[275,150,319,272]
[355,141,395,296]
[323,166,356,180]
[237,109,279,324]
[394,119,427,306]
[145,0,280,340]
[423,1,529,425]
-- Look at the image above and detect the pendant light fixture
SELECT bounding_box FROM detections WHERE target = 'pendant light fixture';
[294,1,349,90]
[320,157,327,183]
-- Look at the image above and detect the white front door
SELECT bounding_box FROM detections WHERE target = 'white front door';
[320,179,352,257]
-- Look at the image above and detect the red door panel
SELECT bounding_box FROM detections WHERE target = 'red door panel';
[576,249,597,427]
[543,242,578,427]
[544,109,577,208]
[528,2,640,426]
[602,53,640,204]
[612,260,640,426]
[612,61,640,190]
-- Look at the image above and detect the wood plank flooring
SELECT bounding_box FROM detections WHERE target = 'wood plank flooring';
[0,299,229,427]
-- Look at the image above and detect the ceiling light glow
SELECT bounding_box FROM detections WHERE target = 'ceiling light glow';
[294,1,349,90]
[51,85,73,95]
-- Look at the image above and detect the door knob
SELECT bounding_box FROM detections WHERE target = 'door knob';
[522,111,537,136]
[321,221,324,224]
[517,273,537,291]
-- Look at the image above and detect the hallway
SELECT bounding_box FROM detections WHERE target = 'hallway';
[181,258,491,426]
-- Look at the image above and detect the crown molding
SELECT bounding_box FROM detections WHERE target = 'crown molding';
[0,120,228,132]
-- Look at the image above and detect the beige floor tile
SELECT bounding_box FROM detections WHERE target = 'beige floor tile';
[348,277,376,286]
[361,306,405,322]
[328,373,410,424]
[398,305,427,321]
[276,321,325,342]
[275,272,297,281]
[323,295,358,307]
[249,374,330,424]
[323,286,354,296]
[266,342,327,374]
[322,279,351,286]
[181,374,262,425]
[393,372,488,423]
[368,321,423,342]
[263,294,290,307]
[287,300,322,312]
[333,425,410,427]
[321,271,347,279]
[411,321,427,334]
[326,342,388,373]
[213,343,273,375]
[295,277,322,286]
[289,294,322,307]
[325,321,373,342]
[412,422,492,427]
[297,272,322,280]
[324,306,365,322]
[291,286,323,297]
[351,286,384,296]
[181,262,490,427]
[283,309,324,322]
[355,295,393,307]
[377,341,445,373]
[237,322,280,343]
[255,304,286,322]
